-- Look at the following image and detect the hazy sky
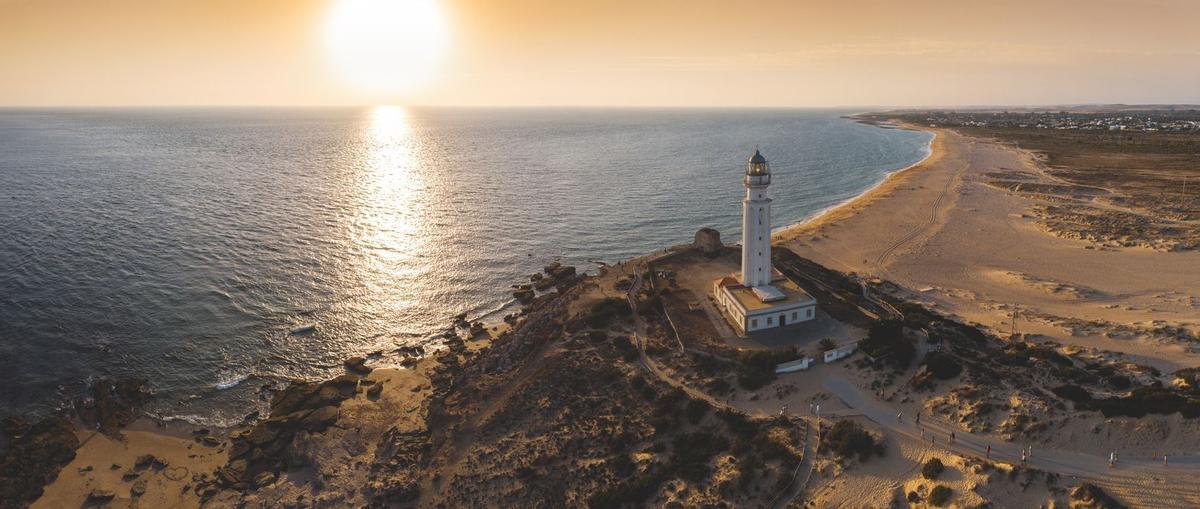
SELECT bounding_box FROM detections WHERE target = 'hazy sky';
[2,0,1199,107]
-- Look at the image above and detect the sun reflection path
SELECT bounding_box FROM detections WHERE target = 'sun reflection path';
[355,105,427,303]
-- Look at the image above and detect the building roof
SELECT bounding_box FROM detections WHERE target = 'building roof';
[717,272,815,314]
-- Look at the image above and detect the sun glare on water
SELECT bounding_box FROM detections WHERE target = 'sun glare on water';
[325,0,450,93]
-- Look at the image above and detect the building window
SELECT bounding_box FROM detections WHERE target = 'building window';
[751,318,758,328]
[807,308,814,318]
[792,312,797,319]
[767,316,773,325]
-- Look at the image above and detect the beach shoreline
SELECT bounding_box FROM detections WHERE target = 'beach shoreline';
[776,119,938,240]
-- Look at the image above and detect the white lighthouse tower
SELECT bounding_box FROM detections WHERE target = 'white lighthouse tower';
[741,149,772,288]
[713,148,818,335]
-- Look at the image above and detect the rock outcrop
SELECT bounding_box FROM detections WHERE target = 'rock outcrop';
[211,375,359,491]
[0,415,81,508]
[73,378,152,435]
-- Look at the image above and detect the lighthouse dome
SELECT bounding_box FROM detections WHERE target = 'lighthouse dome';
[747,149,769,176]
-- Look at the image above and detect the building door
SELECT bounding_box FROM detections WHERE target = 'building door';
[779,313,786,326]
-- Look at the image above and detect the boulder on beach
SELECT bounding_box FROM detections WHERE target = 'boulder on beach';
[344,356,372,375]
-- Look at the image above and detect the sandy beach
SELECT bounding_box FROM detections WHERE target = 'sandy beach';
[780,123,1200,372]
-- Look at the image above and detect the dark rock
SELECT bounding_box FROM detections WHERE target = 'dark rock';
[74,378,152,435]
[85,488,116,505]
[693,227,723,254]
[110,463,121,470]
[513,288,535,304]
[301,406,340,431]
[78,465,94,473]
[130,479,147,497]
[367,383,384,399]
[253,471,276,488]
[1071,482,1128,509]
[0,415,80,507]
[344,356,372,375]
[134,454,156,469]
[201,436,221,447]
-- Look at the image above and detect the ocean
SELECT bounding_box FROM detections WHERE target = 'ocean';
[0,107,932,426]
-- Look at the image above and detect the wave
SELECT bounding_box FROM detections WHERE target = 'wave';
[214,373,251,390]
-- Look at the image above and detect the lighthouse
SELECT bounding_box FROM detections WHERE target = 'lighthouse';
[741,149,772,288]
[713,148,818,335]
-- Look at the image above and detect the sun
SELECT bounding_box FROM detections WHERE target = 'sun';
[324,0,450,93]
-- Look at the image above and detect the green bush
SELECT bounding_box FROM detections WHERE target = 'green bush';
[923,352,963,380]
[612,336,639,361]
[685,398,710,424]
[860,319,915,369]
[586,298,632,329]
[928,485,952,506]
[1051,384,1092,404]
[921,457,945,479]
[823,420,877,461]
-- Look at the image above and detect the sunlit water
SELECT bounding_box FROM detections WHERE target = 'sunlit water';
[0,107,931,425]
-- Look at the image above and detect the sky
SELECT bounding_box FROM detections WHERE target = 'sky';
[2,0,1199,107]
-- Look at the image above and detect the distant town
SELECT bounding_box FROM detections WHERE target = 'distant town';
[895,109,1200,132]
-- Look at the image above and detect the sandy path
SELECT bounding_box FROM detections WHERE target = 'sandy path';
[822,374,1200,507]
[779,126,1200,371]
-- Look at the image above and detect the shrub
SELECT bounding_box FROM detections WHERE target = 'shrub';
[860,319,915,369]
[921,457,945,479]
[928,485,952,506]
[685,398,710,424]
[670,432,730,482]
[818,338,837,352]
[923,352,963,380]
[636,295,663,317]
[716,409,757,439]
[1051,384,1092,404]
[736,348,798,390]
[586,298,632,329]
[823,420,877,461]
[612,336,639,361]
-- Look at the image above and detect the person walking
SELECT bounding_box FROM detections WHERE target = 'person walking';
[986,445,991,459]
[1164,454,1169,467]
[950,431,955,443]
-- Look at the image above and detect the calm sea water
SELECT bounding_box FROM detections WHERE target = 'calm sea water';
[0,107,931,425]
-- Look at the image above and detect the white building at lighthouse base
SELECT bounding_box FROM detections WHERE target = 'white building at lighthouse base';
[713,269,817,335]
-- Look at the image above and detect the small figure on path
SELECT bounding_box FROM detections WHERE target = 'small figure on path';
[916,412,921,424]
[1164,454,1169,467]
[950,431,956,443]
[1028,444,1032,458]
[1109,451,1116,468]
[986,445,991,459]
[897,411,903,422]
[1021,450,1026,464]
